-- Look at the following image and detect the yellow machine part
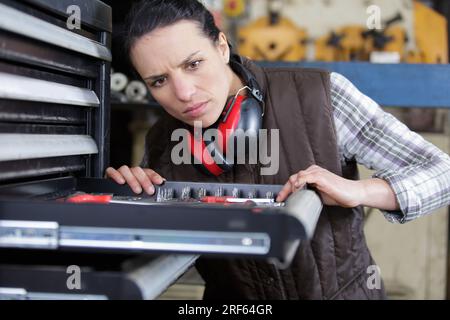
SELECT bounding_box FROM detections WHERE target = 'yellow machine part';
[338,25,367,61]
[406,1,448,64]
[315,34,338,62]
[315,25,367,62]
[237,16,308,61]
[405,50,424,63]
[364,25,407,58]
[382,26,406,54]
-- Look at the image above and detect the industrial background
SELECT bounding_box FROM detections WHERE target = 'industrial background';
[0,0,449,300]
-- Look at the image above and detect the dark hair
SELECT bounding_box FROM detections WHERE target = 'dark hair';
[124,0,222,58]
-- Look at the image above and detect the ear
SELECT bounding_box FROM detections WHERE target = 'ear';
[217,32,230,64]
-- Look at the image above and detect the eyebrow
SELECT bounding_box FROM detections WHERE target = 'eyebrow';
[143,51,202,81]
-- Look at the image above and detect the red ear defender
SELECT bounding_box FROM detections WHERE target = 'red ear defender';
[187,55,264,176]
[187,93,263,176]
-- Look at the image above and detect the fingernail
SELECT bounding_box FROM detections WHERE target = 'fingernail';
[134,187,142,194]
[147,186,155,195]
[295,181,300,187]
[118,178,125,184]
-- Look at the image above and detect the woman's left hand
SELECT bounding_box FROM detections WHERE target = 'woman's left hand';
[276,165,364,207]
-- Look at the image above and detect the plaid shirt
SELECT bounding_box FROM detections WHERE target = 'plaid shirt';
[330,72,450,223]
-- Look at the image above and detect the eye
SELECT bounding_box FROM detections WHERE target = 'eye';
[150,77,167,88]
[186,59,202,70]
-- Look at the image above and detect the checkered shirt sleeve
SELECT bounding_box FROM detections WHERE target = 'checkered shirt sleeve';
[330,72,450,223]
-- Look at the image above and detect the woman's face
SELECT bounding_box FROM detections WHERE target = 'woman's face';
[130,20,239,127]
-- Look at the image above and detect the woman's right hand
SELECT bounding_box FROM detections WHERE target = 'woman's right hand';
[105,166,165,195]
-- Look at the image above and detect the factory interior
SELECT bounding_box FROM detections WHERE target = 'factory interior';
[1,0,450,302]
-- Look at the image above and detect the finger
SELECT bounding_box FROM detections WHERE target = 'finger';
[143,169,166,185]
[105,167,125,184]
[294,171,320,189]
[293,170,309,189]
[294,179,306,190]
[276,180,294,202]
[277,169,323,202]
[289,173,299,184]
[131,167,156,195]
[118,165,142,194]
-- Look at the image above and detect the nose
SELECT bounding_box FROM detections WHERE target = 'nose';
[172,75,196,102]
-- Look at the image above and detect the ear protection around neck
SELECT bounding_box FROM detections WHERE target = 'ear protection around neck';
[187,56,265,176]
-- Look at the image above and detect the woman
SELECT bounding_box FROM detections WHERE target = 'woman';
[106,0,450,299]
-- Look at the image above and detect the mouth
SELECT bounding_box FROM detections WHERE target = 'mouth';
[183,101,208,118]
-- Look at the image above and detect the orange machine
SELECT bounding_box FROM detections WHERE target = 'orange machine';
[314,1,448,64]
[362,13,407,61]
[315,26,367,62]
[238,15,308,61]
[406,1,448,64]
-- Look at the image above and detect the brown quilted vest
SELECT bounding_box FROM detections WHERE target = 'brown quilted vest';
[141,57,386,300]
